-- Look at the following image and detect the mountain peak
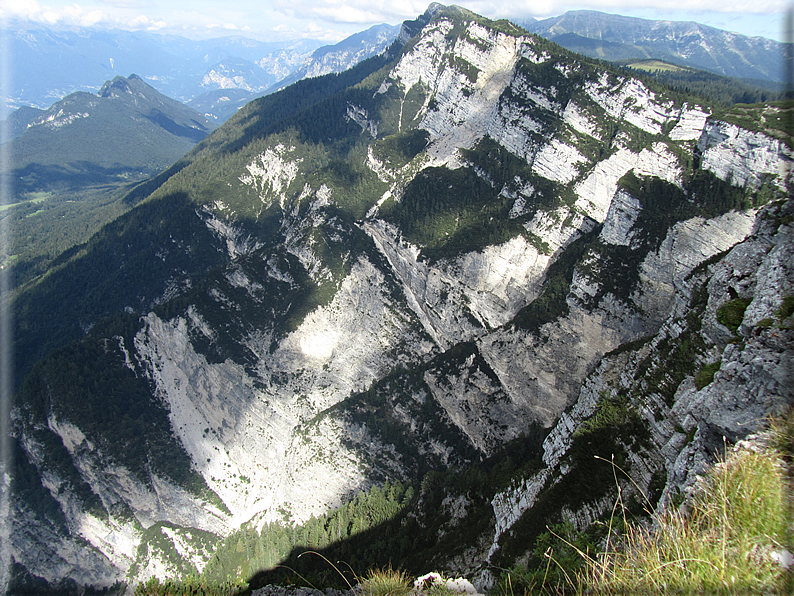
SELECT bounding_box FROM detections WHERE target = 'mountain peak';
[98,74,134,98]
[96,73,151,98]
[425,2,447,17]
[397,3,473,45]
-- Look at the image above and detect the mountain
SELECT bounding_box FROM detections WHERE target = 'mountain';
[271,23,401,91]
[4,74,216,193]
[2,106,45,142]
[187,24,402,123]
[520,10,787,84]
[187,88,259,123]
[5,4,792,593]
[0,75,216,288]
[199,56,279,93]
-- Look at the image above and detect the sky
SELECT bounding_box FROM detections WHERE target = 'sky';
[0,0,791,43]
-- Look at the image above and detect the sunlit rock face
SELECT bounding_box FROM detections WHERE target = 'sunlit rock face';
[7,4,791,592]
[134,254,431,527]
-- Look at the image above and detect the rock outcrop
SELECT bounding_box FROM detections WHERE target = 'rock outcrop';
[6,5,791,592]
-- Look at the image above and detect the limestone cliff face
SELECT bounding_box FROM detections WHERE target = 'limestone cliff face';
[482,197,793,585]
[7,5,792,592]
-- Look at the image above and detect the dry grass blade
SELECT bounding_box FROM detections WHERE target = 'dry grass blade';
[296,551,354,589]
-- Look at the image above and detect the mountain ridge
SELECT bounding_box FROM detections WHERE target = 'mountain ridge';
[520,9,786,83]
[5,4,792,593]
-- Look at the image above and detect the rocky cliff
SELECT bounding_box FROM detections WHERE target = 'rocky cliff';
[5,4,792,592]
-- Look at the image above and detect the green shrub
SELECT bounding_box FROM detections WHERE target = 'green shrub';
[694,360,721,390]
[716,298,751,334]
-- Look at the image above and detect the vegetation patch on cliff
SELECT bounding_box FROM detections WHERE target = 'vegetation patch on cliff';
[582,423,792,594]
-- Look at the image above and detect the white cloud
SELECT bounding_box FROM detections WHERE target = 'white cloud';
[128,13,166,29]
[271,0,429,25]
[62,4,106,25]
[98,0,147,6]
[0,0,42,19]
[0,1,115,27]
[0,0,168,32]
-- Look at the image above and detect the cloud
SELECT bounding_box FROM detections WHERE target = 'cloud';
[4,3,113,27]
[62,4,106,25]
[270,0,430,25]
[128,13,166,30]
[0,0,42,19]
[0,1,118,27]
[0,0,166,32]
[98,0,147,6]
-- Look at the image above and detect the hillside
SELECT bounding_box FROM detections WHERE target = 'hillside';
[614,60,784,107]
[5,4,792,594]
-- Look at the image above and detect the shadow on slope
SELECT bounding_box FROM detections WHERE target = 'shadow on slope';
[8,161,160,196]
[11,192,226,390]
[188,431,548,594]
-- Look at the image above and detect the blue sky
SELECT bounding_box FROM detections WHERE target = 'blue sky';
[0,0,791,42]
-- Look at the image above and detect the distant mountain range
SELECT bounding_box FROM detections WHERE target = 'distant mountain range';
[273,23,401,91]
[4,9,787,123]
[2,21,400,120]
[188,23,401,122]
[2,24,323,111]
[518,10,787,85]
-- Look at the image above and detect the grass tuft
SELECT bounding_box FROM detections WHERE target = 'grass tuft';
[582,435,791,594]
[358,567,413,596]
